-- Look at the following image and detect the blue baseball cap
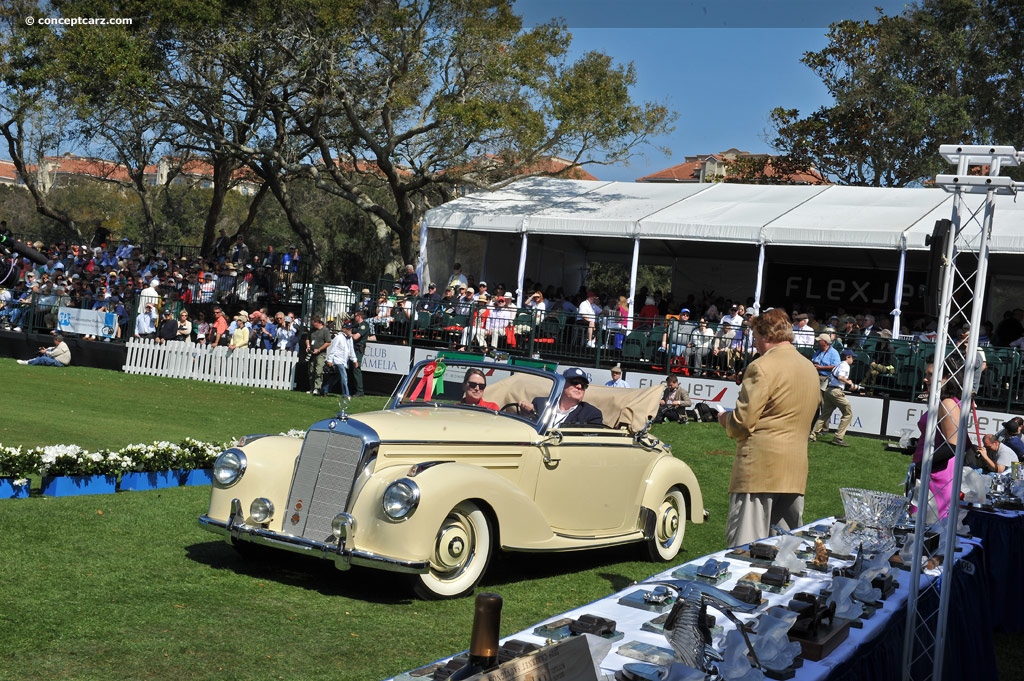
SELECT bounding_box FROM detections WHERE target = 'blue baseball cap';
[680,308,691,314]
[841,349,855,358]
[562,367,590,385]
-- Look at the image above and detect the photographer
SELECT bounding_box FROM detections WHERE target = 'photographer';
[810,350,860,447]
[250,312,277,350]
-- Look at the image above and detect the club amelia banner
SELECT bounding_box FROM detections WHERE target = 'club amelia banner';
[360,343,413,375]
[57,307,117,338]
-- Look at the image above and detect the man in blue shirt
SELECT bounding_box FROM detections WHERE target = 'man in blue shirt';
[810,333,841,389]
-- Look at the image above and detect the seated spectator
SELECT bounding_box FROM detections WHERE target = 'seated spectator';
[654,375,691,423]
[688,318,714,377]
[1000,417,1024,461]
[605,365,630,388]
[460,368,499,409]
[577,290,601,348]
[518,367,604,426]
[638,296,660,324]
[975,433,1018,473]
[17,332,71,367]
[134,303,158,339]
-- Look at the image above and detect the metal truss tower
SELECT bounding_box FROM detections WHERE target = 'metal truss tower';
[901,144,1023,681]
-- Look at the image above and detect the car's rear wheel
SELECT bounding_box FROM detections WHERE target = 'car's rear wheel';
[411,501,492,600]
[644,488,686,561]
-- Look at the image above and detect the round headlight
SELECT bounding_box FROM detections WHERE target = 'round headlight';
[382,479,420,520]
[250,497,274,523]
[213,449,247,488]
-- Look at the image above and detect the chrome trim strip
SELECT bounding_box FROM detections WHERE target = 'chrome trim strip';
[198,515,429,574]
[380,440,537,446]
[504,532,644,552]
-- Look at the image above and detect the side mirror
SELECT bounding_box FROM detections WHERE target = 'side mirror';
[540,431,562,464]
[634,418,661,451]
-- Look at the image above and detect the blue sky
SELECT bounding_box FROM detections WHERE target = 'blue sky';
[517,0,916,181]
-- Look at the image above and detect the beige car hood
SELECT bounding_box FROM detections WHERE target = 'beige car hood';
[352,407,543,443]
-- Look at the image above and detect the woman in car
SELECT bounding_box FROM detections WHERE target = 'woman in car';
[460,368,499,410]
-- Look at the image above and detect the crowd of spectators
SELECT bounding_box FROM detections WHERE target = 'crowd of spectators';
[0,231,305,344]
[7,233,1024,402]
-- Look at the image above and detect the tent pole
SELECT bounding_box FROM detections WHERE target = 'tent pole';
[417,221,429,289]
[891,244,906,335]
[627,236,640,330]
[516,233,529,307]
[752,242,766,314]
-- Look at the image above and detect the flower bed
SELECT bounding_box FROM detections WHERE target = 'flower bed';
[0,431,304,490]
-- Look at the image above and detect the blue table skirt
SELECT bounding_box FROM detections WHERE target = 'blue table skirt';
[965,508,1024,633]
[824,540,995,681]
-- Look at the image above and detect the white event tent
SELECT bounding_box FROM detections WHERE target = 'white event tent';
[421,177,1024,327]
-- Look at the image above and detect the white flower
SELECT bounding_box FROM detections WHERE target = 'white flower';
[13,478,28,487]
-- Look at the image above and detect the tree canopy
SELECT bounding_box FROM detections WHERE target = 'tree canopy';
[770,0,1022,187]
[1,0,674,277]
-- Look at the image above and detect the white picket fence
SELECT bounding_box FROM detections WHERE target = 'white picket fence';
[123,339,299,390]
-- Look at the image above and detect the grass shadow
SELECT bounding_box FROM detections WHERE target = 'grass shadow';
[184,540,414,604]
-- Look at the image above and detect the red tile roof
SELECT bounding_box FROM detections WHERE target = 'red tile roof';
[637,151,828,185]
[0,159,20,181]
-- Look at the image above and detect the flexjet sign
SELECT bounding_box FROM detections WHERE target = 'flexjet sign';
[784,276,922,305]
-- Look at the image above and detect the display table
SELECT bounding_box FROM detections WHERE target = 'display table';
[965,506,1024,633]
[390,519,997,681]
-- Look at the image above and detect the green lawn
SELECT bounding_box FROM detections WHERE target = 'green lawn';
[0,360,929,680]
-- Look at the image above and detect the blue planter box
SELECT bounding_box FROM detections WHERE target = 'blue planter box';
[0,478,30,499]
[180,469,214,486]
[41,475,117,497]
[120,470,182,491]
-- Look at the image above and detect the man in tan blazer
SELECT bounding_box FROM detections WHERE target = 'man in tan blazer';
[718,308,820,546]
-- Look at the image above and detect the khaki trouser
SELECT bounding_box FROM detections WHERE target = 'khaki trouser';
[812,387,853,439]
[725,492,804,547]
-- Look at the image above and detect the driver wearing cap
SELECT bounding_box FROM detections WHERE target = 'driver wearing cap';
[519,367,604,427]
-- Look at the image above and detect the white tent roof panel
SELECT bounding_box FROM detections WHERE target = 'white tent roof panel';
[764,185,952,250]
[640,183,830,243]
[905,192,1024,254]
[422,177,1024,252]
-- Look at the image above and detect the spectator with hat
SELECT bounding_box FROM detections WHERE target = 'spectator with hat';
[810,349,860,447]
[811,332,841,391]
[605,365,630,388]
[661,307,695,363]
[792,313,814,348]
[134,303,158,339]
[475,281,489,301]
[519,367,604,427]
[156,309,178,344]
[417,283,441,313]
[228,311,251,350]
[17,331,71,367]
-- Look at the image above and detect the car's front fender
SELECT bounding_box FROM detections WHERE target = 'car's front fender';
[640,455,705,524]
[347,461,555,560]
[206,436,302,524]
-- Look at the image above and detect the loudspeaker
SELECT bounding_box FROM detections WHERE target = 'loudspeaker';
[924,219,951,317]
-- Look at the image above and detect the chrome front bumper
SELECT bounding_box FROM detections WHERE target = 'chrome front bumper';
[198,501,429,575]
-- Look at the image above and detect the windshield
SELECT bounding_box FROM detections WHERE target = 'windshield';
[394,360,557,415]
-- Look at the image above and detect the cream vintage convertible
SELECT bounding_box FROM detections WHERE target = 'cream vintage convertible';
[198,359,705,599]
